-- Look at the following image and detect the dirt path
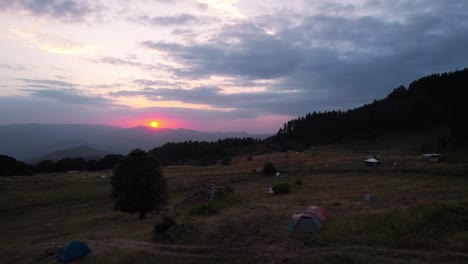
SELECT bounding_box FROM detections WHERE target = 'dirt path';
[87,238,216,258]
[21,236,468,263]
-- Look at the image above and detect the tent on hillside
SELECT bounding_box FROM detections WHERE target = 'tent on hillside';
[288,212,323,232]
[305,206,329,222]
[364,157,381,166]
[57,240,92,263]
[422,153,443,162]
[288,206,329,233]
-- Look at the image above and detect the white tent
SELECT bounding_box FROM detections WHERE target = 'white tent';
[364,158,381,166]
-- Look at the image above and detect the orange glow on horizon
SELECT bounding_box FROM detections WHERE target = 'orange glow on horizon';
[150,121,159,128]
[109,116,189,130]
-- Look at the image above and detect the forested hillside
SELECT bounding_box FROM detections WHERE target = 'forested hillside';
[150,69,468,164]
[274,69,468,147]
[149,138,265,165]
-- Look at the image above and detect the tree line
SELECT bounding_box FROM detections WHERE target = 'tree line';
[0,154,124,176]
[273,68,468,149]
[148,137,265,166]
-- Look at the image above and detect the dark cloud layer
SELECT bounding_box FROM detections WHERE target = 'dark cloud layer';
[17,78,113,106]
[110,86,317,116]
[0,96,119,126]
[22,88,114,105]
[0,0,98,22]
[138,0,468,114]
[141,22,304,80]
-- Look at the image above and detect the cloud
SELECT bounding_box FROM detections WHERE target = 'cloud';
[0,0,100,22]
[138,0,468,114]
[91,83,125,89]
[0,64,26,71]
[22,88,114,105]
[98,56,143,67]
[9,28,96,55]
[133,79,186,88]
[198,0,244,18]
[16,78,114,105]
[108,86,311,116]
[18,78,77,88]
[171,29,195,36]
[0,96,121,127]
[141,22,304,80]
[134,13,220,26]
[95,56,174,72]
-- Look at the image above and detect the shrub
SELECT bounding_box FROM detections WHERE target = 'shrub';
[313,253,371,264]
[252,168,257,174]
[220,156,232,166]
[190,203,219,215]
[194,158,217,166]
[272,183,291,194]
[153,216,176,234]
[263,162,276,176]
[247,156,253,161]
[223,185,234,194]
[295,180,303,185]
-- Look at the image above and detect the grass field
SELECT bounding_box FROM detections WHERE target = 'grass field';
[1,137,468,263]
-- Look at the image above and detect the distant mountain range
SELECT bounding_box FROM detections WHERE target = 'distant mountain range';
[0,124,271,161]
[25,145,111,164]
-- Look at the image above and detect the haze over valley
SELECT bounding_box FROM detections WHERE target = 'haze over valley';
[0,123,270,160]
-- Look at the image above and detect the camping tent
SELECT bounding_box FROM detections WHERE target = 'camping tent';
[287,212,323,232]
[57,240,92,263]
[364,157,381,166]
[422,153,442,162]
[305,206,329,222]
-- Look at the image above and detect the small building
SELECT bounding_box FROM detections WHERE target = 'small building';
[422,153,443,162]
[364,157,381,166]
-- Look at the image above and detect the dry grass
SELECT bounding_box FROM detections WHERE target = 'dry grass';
[1,139,468,263]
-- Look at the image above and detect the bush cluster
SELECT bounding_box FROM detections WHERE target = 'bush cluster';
[272,183,291,194]
[263,162,276,176]
[153,216,176,234]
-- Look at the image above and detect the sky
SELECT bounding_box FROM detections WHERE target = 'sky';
[1,0,467,133]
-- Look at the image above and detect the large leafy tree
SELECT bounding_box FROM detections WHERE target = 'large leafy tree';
[111,149,167,219]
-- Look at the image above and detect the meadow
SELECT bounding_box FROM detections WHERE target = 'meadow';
[1,136,468,263]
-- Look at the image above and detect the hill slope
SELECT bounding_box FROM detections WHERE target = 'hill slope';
[273,68,468,147]
[2,141,468,263]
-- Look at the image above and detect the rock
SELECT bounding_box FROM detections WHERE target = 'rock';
[176,184,225,208]
[163,222,198,241]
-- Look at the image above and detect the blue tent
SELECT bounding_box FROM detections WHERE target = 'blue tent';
[57,240,92,263]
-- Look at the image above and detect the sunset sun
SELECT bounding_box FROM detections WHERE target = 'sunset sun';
[150,121,159,128]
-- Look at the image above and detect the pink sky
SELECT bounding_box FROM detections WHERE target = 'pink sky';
[1,0,467,133]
